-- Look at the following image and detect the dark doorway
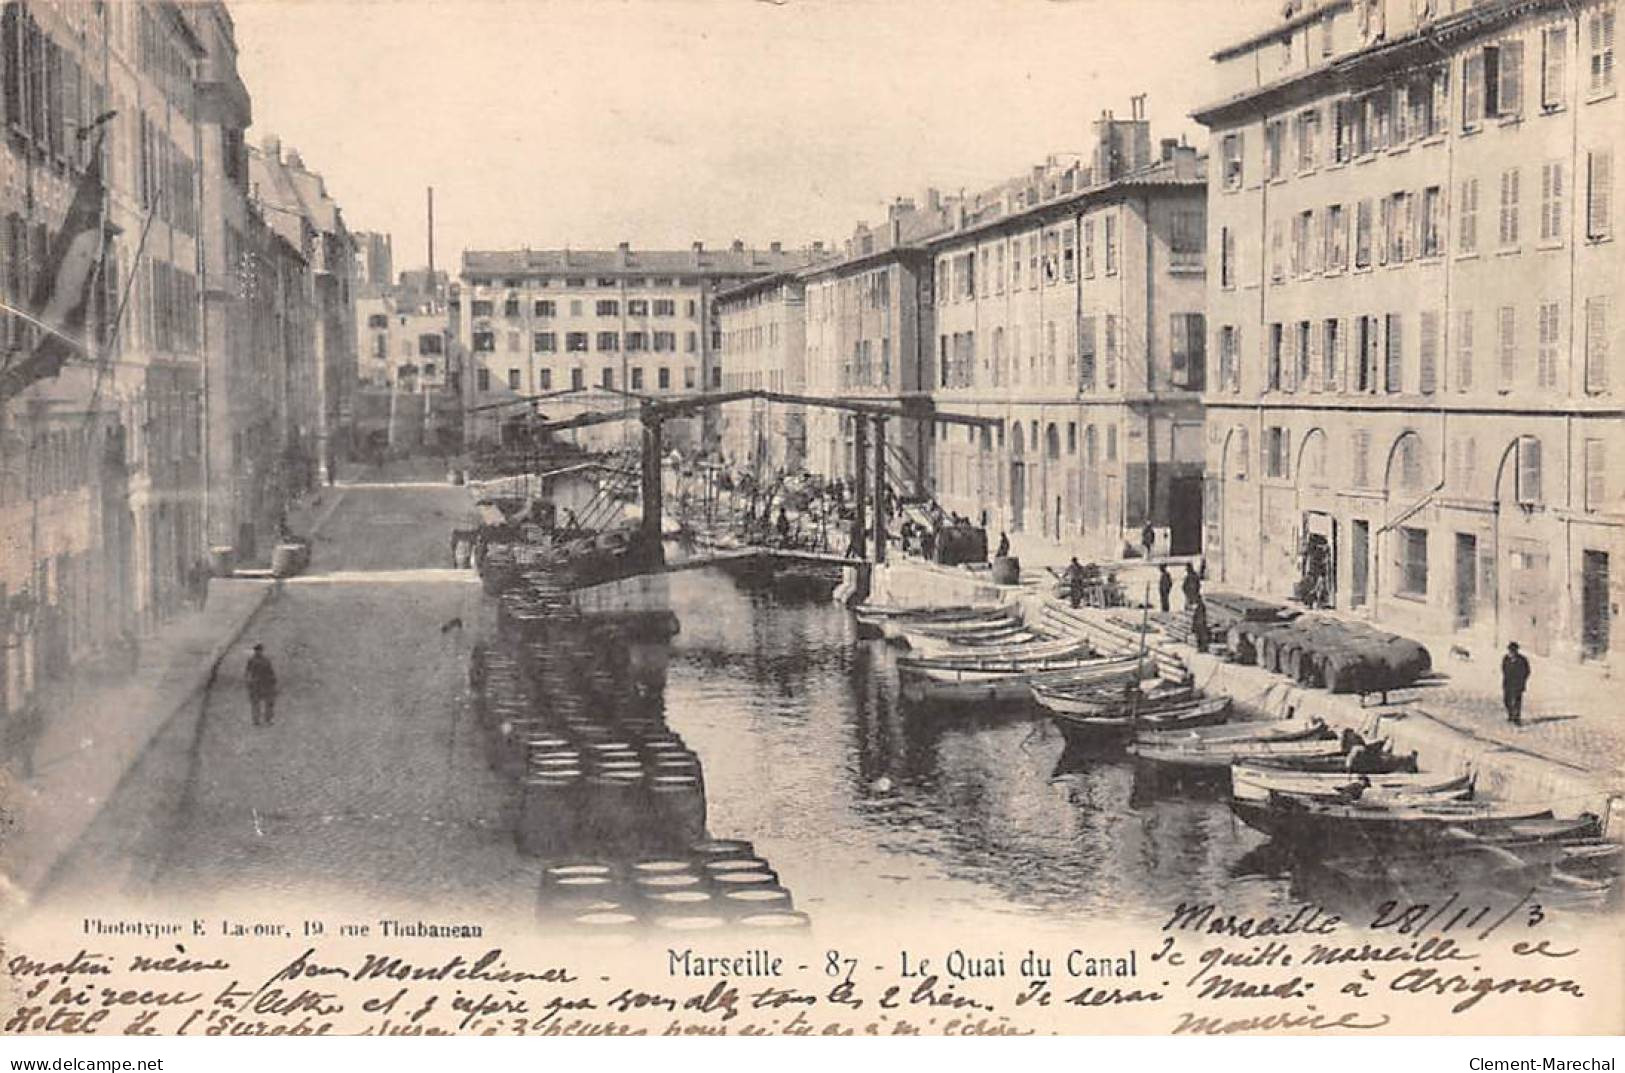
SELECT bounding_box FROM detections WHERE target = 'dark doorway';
[1168,476,1203,555]
[1583,549,1611,661]
[1010,462,1025,532]
[1454,532,1478,629]
[1350,519,1370,608]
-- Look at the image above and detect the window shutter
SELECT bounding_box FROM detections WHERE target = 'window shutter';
[1385,313,1403,392]
[1419,311,1438,394]
[1544,27,1566,108]
[1334,318,1348,392]
[1458,309,1475,391]
[1464,51,1484,124]
[1500,39,1524,115]
[1499,305,1517,388]
[1586,296,1610,393]
[1170,313,1188,386]
[1585,438,1606,511]
[1518,435,1543,504]
[1079,315,1096,389]
[1308,320,1322,392]
[1588,149,1613,239]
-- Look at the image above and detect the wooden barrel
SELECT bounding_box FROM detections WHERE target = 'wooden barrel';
[271,543,305,578]
[990,556,1022,585]
[208,546,236,577]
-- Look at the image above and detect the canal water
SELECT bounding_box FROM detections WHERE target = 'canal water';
[623,570,1300,936]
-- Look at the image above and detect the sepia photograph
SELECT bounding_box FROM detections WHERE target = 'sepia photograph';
[0,0,1621,1044]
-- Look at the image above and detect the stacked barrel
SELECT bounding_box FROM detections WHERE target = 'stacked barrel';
[471,565,809,936]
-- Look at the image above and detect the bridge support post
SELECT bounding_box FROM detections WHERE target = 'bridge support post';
[852,415,868,561]
[641,413,665,565]
[872,417,887,564]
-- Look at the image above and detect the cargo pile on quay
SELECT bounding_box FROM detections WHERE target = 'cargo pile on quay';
[470,565,809,937]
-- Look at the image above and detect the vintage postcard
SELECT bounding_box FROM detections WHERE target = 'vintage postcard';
[0,0,1621,1042]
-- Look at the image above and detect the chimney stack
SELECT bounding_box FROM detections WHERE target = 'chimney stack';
[1161,138,1178,162]
[731,238,745,253]
[769,241,782,253]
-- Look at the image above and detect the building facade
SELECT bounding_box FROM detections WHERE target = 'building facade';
[456,242,811,453]
[248,136,358,482]
[354,282,459,455]
[2,1,209,719]
[928,112,1208,558]
[1197,0,1623,666]
[801,202,948,491]
[715,273,808,475]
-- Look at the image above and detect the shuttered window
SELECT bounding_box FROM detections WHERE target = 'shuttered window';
[1586,296,1610,393]
[1498,306,1517,390]
[1459,178,1479,254]
[1499,40,1524,116]
[1540,162,1565,242]
[1584,438,1606,512]
[1537,301,1560,388]
[1079,315,1096,389]
[1518,436,1543,504]
[1499,168,1521,246]
[1543,26,1567,109]
[1457,309,1475,392]
[1587,149,1613,240]
[1419,311,1439,394]
[1385,313,1404,393]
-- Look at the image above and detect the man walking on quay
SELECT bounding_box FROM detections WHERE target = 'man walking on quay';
[1063,556,1085,609]
[1501,642,1531,726]
[1158,564,1173,613]
[246,643,278,727]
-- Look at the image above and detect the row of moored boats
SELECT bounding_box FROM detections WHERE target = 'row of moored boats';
[854,601,1616,894]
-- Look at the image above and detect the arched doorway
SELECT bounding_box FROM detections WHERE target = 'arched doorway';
[1380,430,1432,615]
[1218,426,1249,585]
[1083,425,1100,536]
[1009,421,1026,531]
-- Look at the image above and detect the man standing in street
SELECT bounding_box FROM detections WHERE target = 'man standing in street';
[246,643,278,727]
[1181,562,1202,610]
[1157,564,1174,614]
[1141,522,1156,560]
[1501,642,1531,726]
[1062,557,1085,609]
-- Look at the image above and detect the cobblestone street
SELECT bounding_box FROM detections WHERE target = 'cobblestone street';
[41,483,544,923]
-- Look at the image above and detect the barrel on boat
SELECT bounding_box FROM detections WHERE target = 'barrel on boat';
[516,771,583,858]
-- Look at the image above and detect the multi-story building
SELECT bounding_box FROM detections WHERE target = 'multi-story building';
[801,201,951,489]
[715,272,810,474]
[352,230,393,298]
[927,106,1208,557]
[1196,0,1622,666]
[456,242,811,452]
[248,136,358,481]
[354,280,459,454]
[1,2,208,717]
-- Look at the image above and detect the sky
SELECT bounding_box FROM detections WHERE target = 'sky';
[229,0,1281,274]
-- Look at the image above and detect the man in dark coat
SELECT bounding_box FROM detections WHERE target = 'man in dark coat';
[995,531,1010,558]
[1501,642,1531,726]
[246,643,278,727]
[1190,597,1211,653]
[1157,564,1174,613]
[1141,522,1156,560]
[1181,562,1202,609]
[1062,557,1085,608]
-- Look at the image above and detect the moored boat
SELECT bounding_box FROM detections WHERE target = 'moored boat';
[1230,794,1553,846]
[899,654,1146,704]
[1129,734,1346,772]
[1030,680,1195,718]
[1229,764,1474,805]
[1049,696,1231,746]
[897,638,1093,672]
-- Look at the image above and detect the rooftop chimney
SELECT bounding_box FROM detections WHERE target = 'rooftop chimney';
[617,241,630,267]
[1161,138,1179,162]
[691,241,703,266]
[769,241,782,253]
[261,134,281,161]
[731,238,745,253]
[812,240,825,253]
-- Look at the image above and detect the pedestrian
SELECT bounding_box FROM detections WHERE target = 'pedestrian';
[246,643,278,727]
[1141,522,1156,560]
[776,506,790,544]
[1190,597,1210,654]
[1182,562,1202,609]
[1157,564,1173,614]
[1501,642,1531,726]
[996,531,1010,558]
[1063,556,1085,609]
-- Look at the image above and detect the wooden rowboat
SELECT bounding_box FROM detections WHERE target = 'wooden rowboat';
[1049,696,1231,746]
[899,655,1145,705]
[1230,795,1553,846]
[1129,735,1346,771]
[1229,765,1474,805]
[1030,680,1195,717]
[897,638,1093,672]
[1135,718,1334,748]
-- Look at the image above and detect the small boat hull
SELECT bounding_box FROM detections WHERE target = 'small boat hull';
[1231,797,1553,847]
